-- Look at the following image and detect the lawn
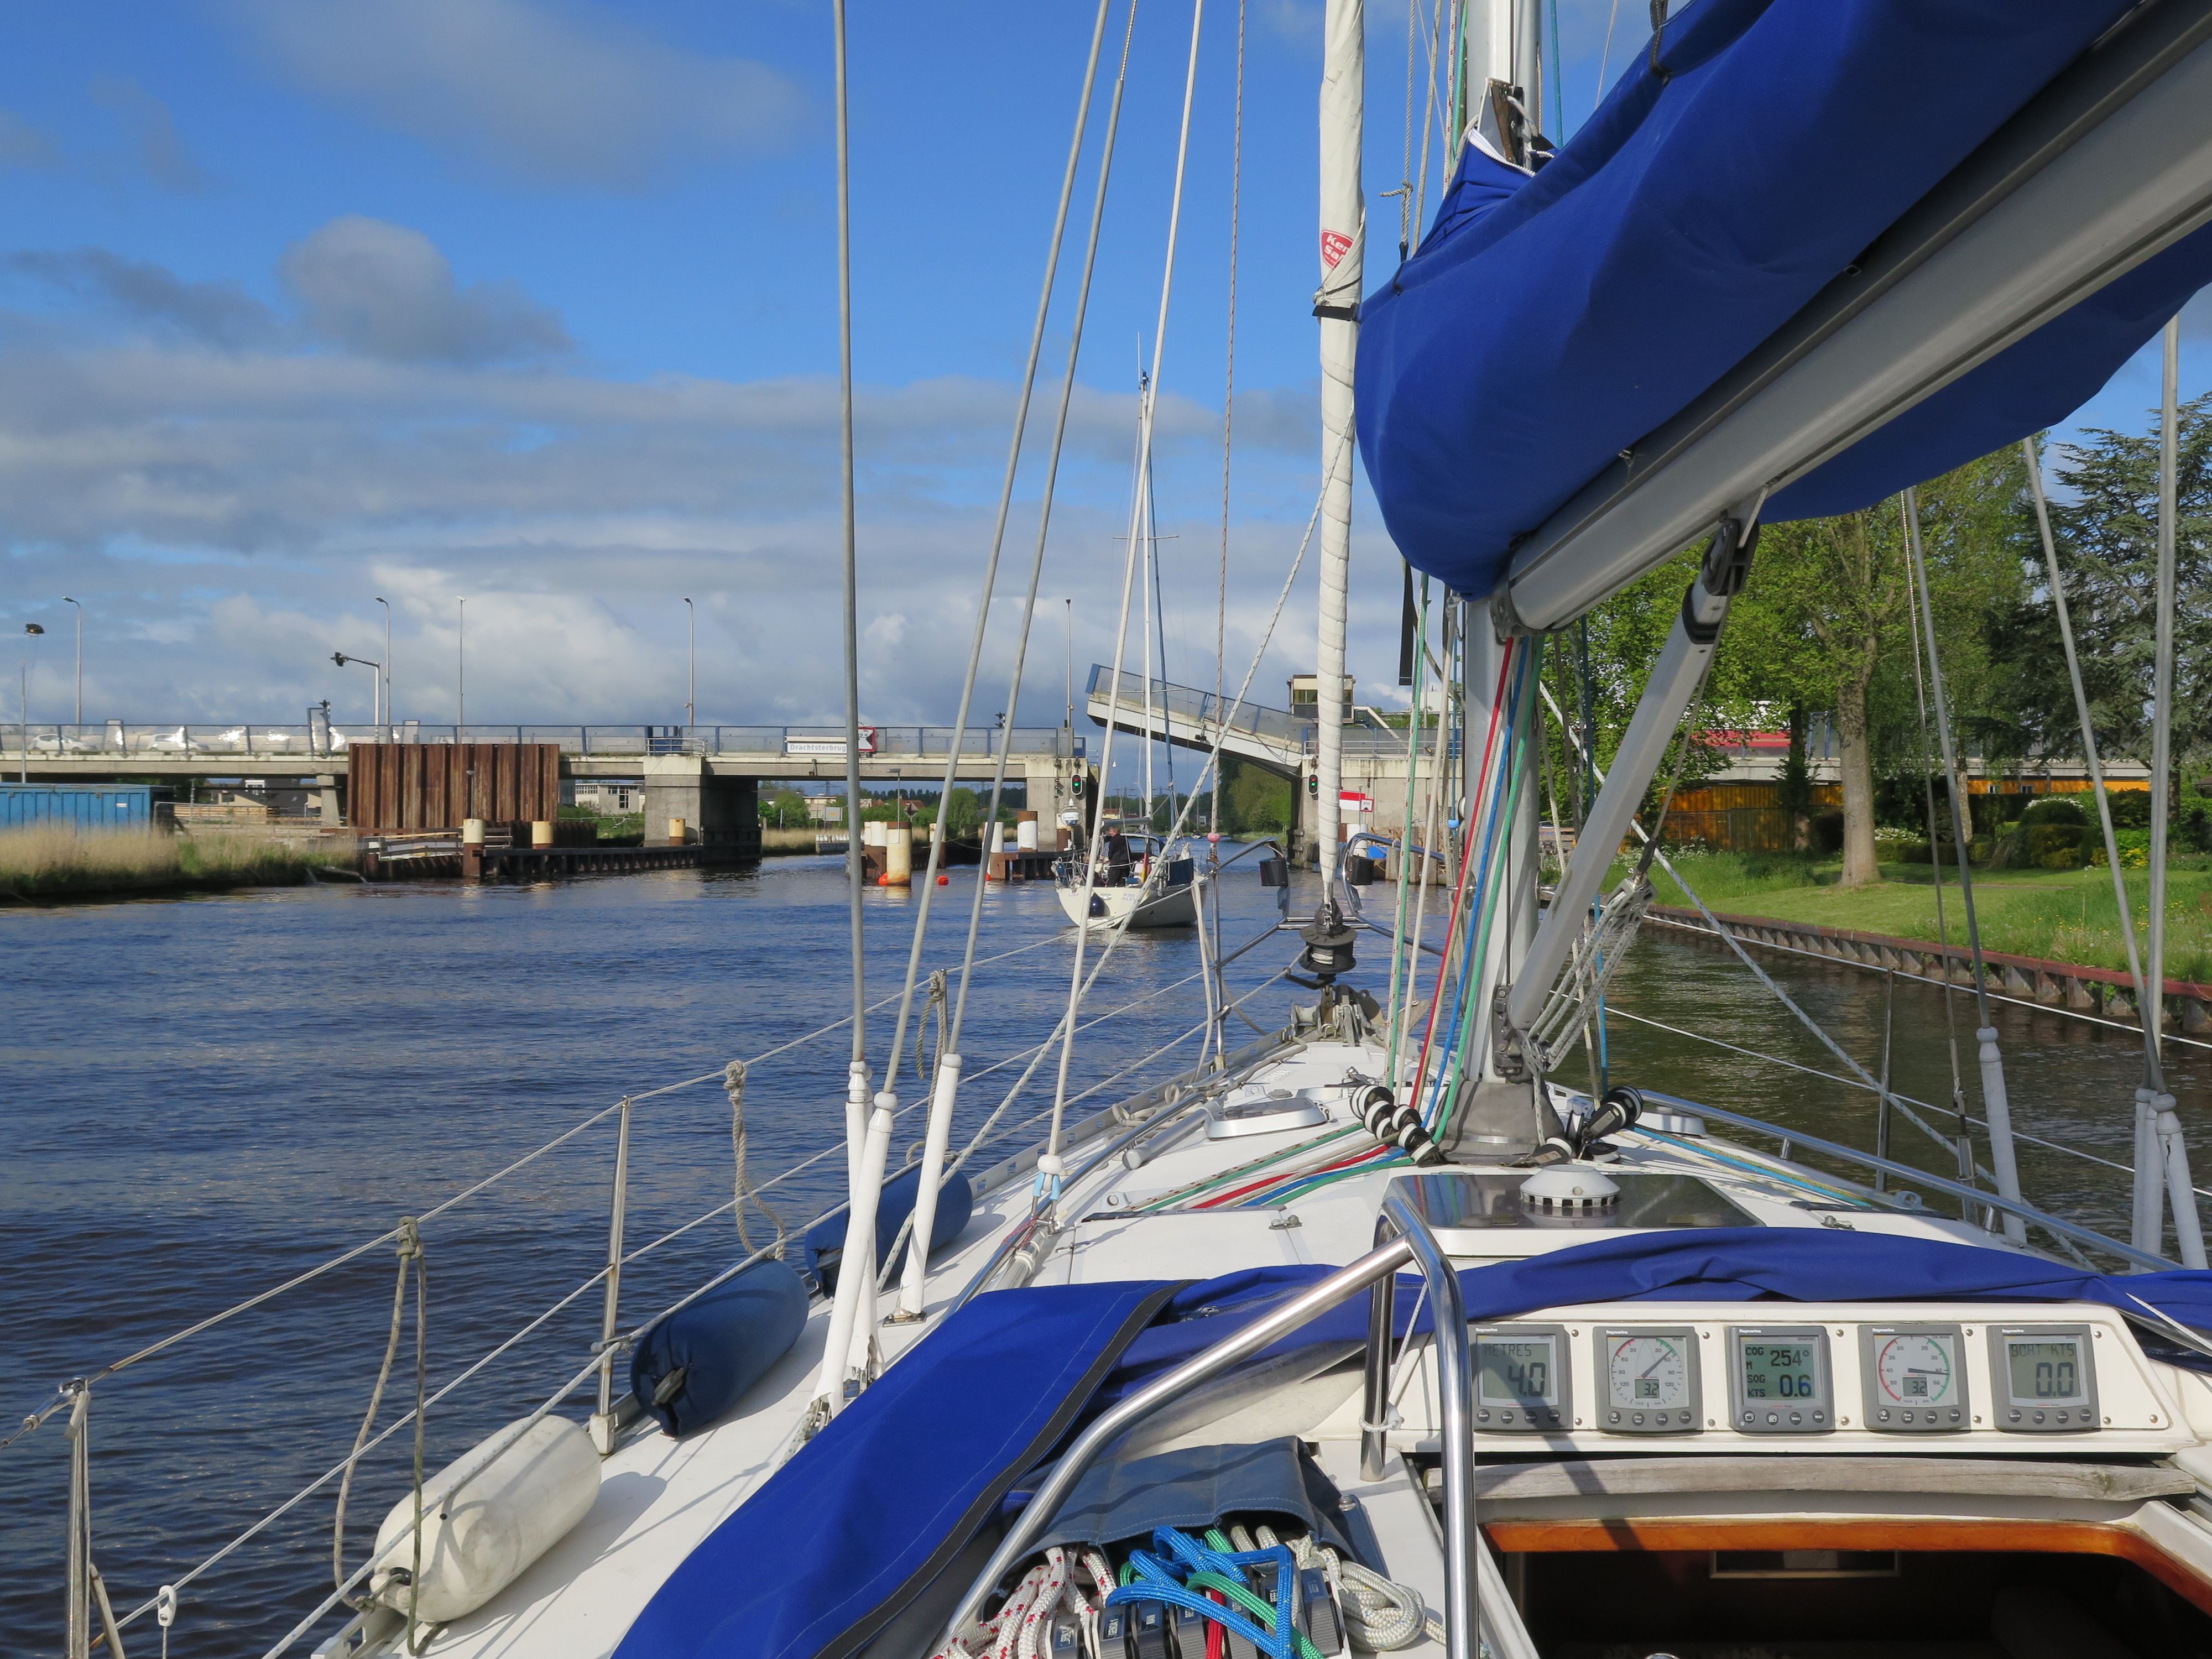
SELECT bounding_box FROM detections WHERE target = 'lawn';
[1605,849,2212,984]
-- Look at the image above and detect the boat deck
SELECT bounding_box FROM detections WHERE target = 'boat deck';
[400,1037,2212,1659]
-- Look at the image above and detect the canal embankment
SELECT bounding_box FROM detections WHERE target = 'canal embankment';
[0,825,360,901]
[1620,849,2212,1030]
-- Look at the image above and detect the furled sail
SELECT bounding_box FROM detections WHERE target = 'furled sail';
[1357,0,2212,608]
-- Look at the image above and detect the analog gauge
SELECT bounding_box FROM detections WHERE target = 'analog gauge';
[1609,1334,1691,1410]
[1594,1326,1702,1434]
[1859,1324,1969,1433]
[1873,1333,1956,1406]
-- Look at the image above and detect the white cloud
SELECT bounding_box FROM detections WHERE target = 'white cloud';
[279,216,570,363]
[227,0,804,190]
[0,273,1376,731]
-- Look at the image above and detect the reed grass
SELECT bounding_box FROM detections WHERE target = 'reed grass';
[0,825,357,899]
[1615,849,2212,983]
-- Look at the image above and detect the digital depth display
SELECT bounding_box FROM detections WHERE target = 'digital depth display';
[1739,1342,1822,1402]
[2006,1337,2086,1403]
[1478,1337,1558,1407]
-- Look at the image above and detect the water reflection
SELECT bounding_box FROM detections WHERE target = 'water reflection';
[1601,928,2206,1246]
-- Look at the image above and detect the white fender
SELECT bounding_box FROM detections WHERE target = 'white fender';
[369,1415,598,1624]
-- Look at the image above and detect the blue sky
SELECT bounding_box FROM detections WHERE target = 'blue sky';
[1,0,2204,736]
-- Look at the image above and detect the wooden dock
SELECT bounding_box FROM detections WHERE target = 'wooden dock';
[361,834,718,881]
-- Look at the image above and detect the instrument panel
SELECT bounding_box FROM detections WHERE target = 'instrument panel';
[1421,1309,2171,1444]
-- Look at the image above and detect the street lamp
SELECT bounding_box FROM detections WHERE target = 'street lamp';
[20,622,42,782]
[683,597,695,730]
[332,652,384,724]
[374,596,393,737]
[60,597,81,727]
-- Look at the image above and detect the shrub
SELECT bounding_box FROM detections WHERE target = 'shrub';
[2020,796,2086,828]
[1811,810,1844,854]
[2104,787,2153,829]
[2023,822,2087,868]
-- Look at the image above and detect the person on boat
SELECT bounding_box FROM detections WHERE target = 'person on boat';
[1102,827,1131,885]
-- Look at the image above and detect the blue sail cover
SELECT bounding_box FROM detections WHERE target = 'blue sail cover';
[1357,0,2212,601]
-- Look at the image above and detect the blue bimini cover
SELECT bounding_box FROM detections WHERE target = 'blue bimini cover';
[612,1277,1181,1659]
[1355,0,2212,600]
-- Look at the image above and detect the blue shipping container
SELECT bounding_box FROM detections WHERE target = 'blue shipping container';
[0,784,173,830]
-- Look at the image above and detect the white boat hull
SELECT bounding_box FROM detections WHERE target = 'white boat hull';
[1057,879,1201,930]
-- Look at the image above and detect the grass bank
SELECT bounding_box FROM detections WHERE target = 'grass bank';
[0,826,359,901]
[1606,849,2212,984]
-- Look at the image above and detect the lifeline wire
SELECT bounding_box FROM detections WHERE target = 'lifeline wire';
[945,0,1144,1058]
[1048,0,1209,1163]
[131,981,1243,1642]
[880,0,1115,1078]
[1,929,1071,1455]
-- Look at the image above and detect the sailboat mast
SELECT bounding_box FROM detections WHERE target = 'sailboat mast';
[1314,0,1364,879]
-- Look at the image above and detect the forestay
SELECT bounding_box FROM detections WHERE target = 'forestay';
[1357,0,2212,601]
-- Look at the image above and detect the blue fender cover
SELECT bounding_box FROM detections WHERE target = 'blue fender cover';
[630,1258,811,1438]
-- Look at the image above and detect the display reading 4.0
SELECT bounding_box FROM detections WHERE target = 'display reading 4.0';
[1479,1340,1556,1406]
[1740,1344,1818,1401]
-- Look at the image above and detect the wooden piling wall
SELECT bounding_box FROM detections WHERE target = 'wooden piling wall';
[348,743,562,830]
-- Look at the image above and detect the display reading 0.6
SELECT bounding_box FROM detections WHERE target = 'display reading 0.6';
[1728,1327,1832,1434]
[1740,1344,1818,1400]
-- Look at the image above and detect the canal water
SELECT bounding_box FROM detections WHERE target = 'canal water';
[2,856,2203,1655]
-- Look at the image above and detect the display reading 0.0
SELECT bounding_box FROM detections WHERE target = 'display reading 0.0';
[1989,1324,2097,1432]
[1740,1344,1819,1401]
[2007,1339,2084,1402]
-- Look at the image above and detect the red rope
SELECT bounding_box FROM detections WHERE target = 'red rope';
[1404,638,1517,1129]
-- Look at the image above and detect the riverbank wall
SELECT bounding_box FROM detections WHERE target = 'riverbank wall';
[1649,903,2212,1032]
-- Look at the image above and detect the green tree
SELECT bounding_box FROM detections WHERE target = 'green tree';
[1219,757,1290,837]
[1980,398,2212,784]
[1721,449,2025,884]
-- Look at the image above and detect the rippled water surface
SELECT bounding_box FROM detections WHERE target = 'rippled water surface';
[3,860,2200,1655]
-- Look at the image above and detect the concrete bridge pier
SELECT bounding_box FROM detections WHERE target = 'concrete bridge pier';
[643,755,760,855]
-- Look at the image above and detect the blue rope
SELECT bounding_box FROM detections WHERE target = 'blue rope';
[1103,1530,1317,1659]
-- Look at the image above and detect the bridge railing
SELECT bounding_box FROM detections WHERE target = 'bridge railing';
[0,723,1079,763]
[1083,667,1450,759]
[1086,665,1308,745]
